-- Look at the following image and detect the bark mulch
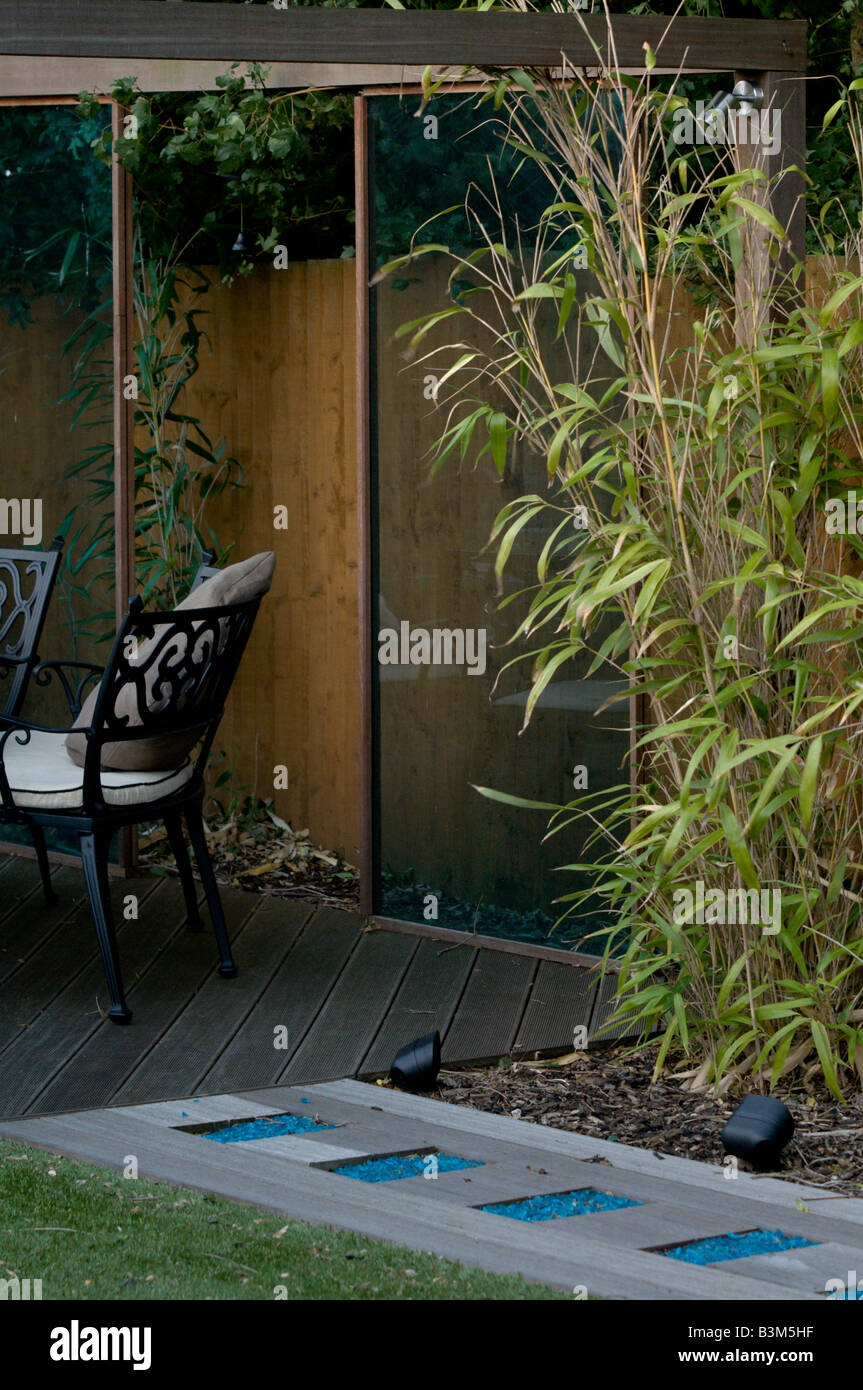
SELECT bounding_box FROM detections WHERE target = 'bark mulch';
[433,1047,863,1198]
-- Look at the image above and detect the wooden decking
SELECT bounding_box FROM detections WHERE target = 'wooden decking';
[0,853,616,1122]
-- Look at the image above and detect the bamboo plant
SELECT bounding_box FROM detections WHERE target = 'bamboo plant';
[381,34,863,1096]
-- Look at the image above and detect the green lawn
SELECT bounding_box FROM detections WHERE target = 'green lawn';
[0,1140,566,1300]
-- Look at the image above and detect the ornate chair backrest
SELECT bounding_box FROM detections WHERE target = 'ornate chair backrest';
[0,536,64,717]
[80,594,260,808]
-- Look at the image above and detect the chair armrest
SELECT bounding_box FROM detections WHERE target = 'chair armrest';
[0,713,84,736]
[0,722,36,812]
[31,659,103,719]
[0,713,107,814]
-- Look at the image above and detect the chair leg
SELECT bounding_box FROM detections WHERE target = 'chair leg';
[163,813,203,930]
[30,826,57,907]
[184,802,236,978]
[80,830,131,1024]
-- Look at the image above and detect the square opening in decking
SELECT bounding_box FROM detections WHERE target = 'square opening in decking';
[652,1229,820,1265]
[478,1188,643,1222]
[174,1112,340,1143]
[326,1150,484,1182]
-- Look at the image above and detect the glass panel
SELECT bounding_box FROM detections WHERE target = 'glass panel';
[0,103,115,856]
[370,92,629,950]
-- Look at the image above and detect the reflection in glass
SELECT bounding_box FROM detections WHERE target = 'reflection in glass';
[370,93,629,950]
[0,103,114,855]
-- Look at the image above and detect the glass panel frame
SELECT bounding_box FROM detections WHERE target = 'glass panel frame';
[363,86,632,953]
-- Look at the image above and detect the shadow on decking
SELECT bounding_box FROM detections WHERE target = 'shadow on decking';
[0,853,619,1121]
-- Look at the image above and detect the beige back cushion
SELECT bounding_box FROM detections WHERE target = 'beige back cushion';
[65,552,276,772]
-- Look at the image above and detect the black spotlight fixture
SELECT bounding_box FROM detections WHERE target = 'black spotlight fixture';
[389,1030,441,1093]
[721,1094,794,1171]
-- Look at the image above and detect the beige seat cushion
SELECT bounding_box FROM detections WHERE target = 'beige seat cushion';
[65,552,275,772]
[4,729,193,811]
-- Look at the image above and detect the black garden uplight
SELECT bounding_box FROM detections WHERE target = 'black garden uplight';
[389,1030,441,1093]
[721,1095,795,1171]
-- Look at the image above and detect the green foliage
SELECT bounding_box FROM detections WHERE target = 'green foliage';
[391,56,863,1096]
[643,0,863,247]
[186,0,863,251]
[57,297,116,647]
[0,106,115,648]
[371,90,553,267]
[131,246,245,607]
[78,67,355,270]
[66,64,357,617]
[0,105,111,329]
[57,244,246,635]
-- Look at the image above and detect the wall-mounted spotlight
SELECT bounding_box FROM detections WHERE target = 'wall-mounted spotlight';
[707,79,765,120]
[695,79,765,144]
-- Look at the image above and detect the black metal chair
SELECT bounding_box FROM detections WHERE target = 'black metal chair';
[0,536,64,718]
[28,550,219,722]
[0,536,65,894]
[5,546,211,905]
[0,590,261,1023]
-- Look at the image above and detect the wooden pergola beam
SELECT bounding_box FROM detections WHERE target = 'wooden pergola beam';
[0,2,806,73]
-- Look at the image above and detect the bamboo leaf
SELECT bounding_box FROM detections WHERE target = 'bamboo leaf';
[799,736,823,831]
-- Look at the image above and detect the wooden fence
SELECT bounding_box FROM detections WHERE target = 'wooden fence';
[186,262,359,859]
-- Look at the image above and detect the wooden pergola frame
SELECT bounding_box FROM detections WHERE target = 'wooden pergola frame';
[0,3,806,71]
[0,3,807,942]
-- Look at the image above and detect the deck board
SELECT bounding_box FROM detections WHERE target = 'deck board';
[513,958,600,1056]
[0,1087,823,1302]
[442,949,536,1065]
[6,876,178,1116]
[590,971,637,1042]
[0,865,90,984]
[33,878,264,1115]
[359,934,475,1077]
[199,904,363,1095]
[0,873,162,1061]
[111,896,313,1104]
[279,926,418,1084]
[0,860,618,1121]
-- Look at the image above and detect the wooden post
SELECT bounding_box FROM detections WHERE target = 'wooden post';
[112,100,134,624]
[111,99,136,872]
[734,67,806,341]
[355,94,376,916]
